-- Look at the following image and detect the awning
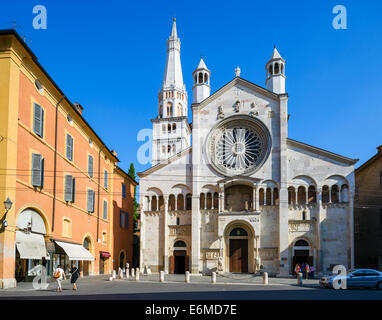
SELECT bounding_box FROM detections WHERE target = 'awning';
[54,240,95,261]
[16,231,48,260]
[100,251,111,258]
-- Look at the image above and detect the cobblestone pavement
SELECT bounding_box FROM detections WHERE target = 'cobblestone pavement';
[0,274,380,300]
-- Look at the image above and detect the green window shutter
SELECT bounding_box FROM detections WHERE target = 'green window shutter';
[66,134,73,161]
[33,103,43,137]
[87,190,92,212]
[31,153,42,187]
[88,155,93,178]
[103,200,107,220]
[64,175,73,202]
[72,178,76,203]
[104,170,108,189]
[40,108,44,138]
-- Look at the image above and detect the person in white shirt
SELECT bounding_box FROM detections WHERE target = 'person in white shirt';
[54,265,66,292]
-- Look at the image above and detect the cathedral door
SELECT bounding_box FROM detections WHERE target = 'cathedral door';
[174,250,186,274]
[229,239,248,272]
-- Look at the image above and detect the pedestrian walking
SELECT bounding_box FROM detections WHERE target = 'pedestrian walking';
[70,263,80,291]
[294,264,301,277]
[301,263,306,277]
[309,265,315,279]
[305,263,310,279]
[53,264,66,292]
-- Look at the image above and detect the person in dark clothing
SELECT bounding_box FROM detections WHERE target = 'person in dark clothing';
[70,263,80,290]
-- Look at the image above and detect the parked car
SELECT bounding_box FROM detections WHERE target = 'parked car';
[319,269,382,289]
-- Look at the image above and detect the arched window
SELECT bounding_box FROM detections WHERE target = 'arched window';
[198,72,203,84]
[177,194,184,210]
[172,123,176,131]
[172,144,176,154]
[119,251,125,268]
[167,145,171,153]
[204,73,208,83]
[269,65,273,75]
[176,217,180,225]
[151,196,157,211]
[341,185,349,202]
[274,63,280,74]
[158,196,164,210]
[177,104,182,116]
[62,218,72,237]
[174,240,186,247]
[302,211,306,221]
[206,192,212,209]
[266,188,272,205]
[194,74,197,83]
[168,194,176,211]
[297,186,306,205]
[308,186,316,203]
[159,105,163,118]
[331,185,339,203]
[259,188,265,205]
[167,102,173,117]
[83,237,90,250]
[288,187,296,204]
[162,124,166,133]
[322,185,330,203]
[229,228,248,237]
[213,192,219,210]
[295,239,309,247]
[273,188,279,205]
[186,194,192,210]
[200,193,205,209]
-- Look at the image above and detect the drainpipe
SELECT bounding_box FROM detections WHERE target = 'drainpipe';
[97,144,106,241]
[52,95,65,232]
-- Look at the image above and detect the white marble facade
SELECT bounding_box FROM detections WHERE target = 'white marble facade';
[138,20,357,277]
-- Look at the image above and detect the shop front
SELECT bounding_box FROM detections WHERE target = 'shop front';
[99,251,111,274]
[15,209,50,282]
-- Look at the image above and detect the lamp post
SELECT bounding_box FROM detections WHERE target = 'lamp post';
[1,197,13,229]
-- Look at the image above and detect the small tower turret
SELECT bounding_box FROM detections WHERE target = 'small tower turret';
[265,47,286,94]
[192,57,211,103]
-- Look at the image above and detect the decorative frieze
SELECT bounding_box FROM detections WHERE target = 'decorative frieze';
[288,220,314,232]
[169,225,191,236]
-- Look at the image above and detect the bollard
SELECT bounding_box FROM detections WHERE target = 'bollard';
[118,269,123,279]
[159,271,165,282]
[211,272,216,284]
[109,276,113,281]
[297,272,303,286]
[185,271,190,283]
[112,270,116,279]
[135,268,140,281]
[262,272,268,285]
[131,268,135,278]
[126,268,130,279]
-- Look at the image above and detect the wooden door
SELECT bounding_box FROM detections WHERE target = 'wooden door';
[229,239,248,272]
[169,256,175,274]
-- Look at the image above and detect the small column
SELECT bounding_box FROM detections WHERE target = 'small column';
[184,195,187,211]
[338,188,342,203]
[270,189,274,206]
[148,198,151,211]
[164,196,169,273]
[255,187,260,211]
[221,190,225,212]
[175,195,178,211]
[263,190,266,206]
[328,187,332,203]
[204,193,207,210]
[252,187,256,211]
[305,188,308,204]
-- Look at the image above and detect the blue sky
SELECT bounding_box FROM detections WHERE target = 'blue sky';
[2,0,382,175]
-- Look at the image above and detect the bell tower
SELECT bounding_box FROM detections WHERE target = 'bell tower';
[265,47,286,94]
[151,19,191,166]
[192,57,211,103]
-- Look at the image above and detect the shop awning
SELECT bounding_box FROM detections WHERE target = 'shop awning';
[55,240,95,261]
[100,251,111,258]
[15,231,48,260]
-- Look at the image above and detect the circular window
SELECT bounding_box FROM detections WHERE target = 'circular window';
[89,138,93,147]
[206,115,271,176]
[67,114,73,124]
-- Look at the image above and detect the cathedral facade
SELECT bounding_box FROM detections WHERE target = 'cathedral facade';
[138,20,357,276]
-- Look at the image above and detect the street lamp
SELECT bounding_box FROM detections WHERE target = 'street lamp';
[1,197,13,230]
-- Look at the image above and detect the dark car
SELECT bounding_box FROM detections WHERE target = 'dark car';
[319,269,382,289]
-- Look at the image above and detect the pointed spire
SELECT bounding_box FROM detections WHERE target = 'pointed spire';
[269,46,283,61]
[196,57,208,70]
[170,18,178,39]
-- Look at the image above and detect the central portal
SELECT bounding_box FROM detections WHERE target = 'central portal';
[229,239,248,272]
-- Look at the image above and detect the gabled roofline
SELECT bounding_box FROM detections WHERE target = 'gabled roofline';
[355,151,382,174]
[115,166,138,186]
[191,76,285,110]
[137,147,192,178]
[287,138,358,166]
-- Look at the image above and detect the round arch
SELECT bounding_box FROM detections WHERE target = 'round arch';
[16,206,50,237]
[81,233,95,276]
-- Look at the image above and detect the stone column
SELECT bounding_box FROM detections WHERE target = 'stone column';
[328,187,332,203]
[184,195,187,211]
[204,193,207,210]
[278,94,290,277]
[253,187,256,211]
[316,189,322,274]
[163,196,169,273]
[305,187,308,204]
[191,195,201,274]
[175,195,177,211]
[338,188,342,203]
[270,189,274,206]
[255,187,260,211]
[348,190,355,270]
